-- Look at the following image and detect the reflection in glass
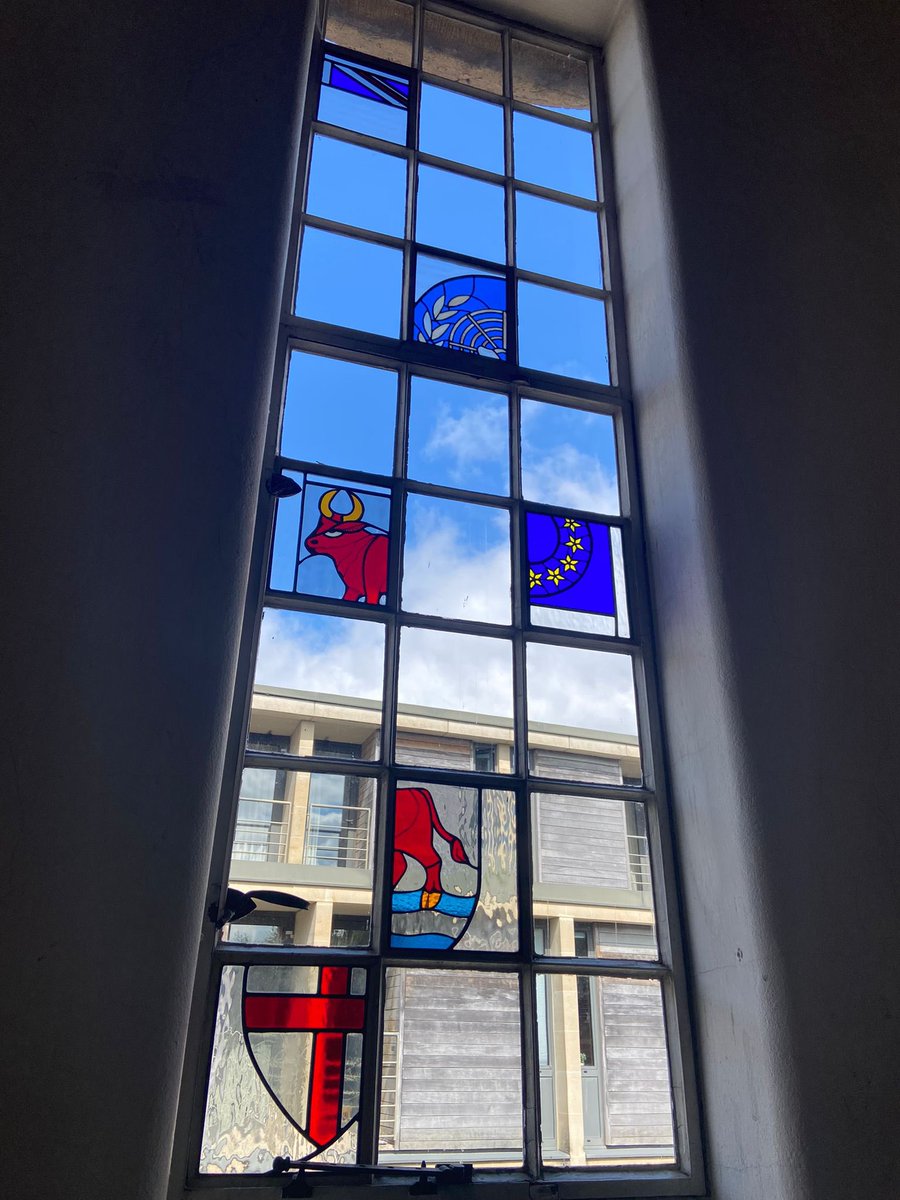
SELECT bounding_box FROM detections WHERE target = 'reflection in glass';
[201,965,365,1171]
[397,627,514,747]
[391,782,517,952]
[407,376,509,495]
[517,281,609,383]
[251,608,384,754]
[325,0,414,66]
[419,83,504,174]
[416,164,505,264]
[516,191,602,287]
[379,969,522,1162]
[423,10,502,93]
[512,40,591,119]
[520,398,619,513]
[307,136,407,237]
[403,493,510,623]
[536,974,674,1162]
[281,350,397,475]
[413,258,507,360]
[526,641,641,782]
[319,52,409,144]
[513,111,596,199]
[296,228,402,336]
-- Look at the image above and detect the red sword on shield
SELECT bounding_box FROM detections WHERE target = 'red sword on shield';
[243,967,365,1148]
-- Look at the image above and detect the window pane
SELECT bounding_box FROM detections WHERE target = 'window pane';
[269,472,391,605]
[517,281,609,383]
[403,493,510,623]
[201,964,366,1172]
[307,135,407,237]
[281,350,397,475]
[379,969,522,1163]
[391,782,517,951]
[512,40,591,120]
[520,397,619,513]
[251,608,384,760]
[536,974,674,1163]
[516,191,602,287]
[319,52,410,144]
[416,164,505,264]
[396,627,513,767]
[407,376,508,495]
[423,10,502,93]
[325,0,414,66]
[413,255,507,360]
[527,642,641,783]
[419,83,504,174]
[532,796,657,955]
[296,227,402,337]
[513,111,596,199]
[526,511,629,638]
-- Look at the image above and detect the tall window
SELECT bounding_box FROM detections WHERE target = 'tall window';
[190,1,699,1191]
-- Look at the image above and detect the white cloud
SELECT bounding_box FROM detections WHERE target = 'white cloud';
[421,400,507,479]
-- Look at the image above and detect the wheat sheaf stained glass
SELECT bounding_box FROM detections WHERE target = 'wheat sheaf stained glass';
[412,274,507,359]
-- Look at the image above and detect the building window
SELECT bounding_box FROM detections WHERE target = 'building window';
[191,0,699,1191]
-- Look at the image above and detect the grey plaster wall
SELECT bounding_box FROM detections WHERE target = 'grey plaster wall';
[608,3,900,1197]
[0,3,311,1197]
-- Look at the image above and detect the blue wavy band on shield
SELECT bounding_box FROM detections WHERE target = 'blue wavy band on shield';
[526,511,615,617]
[413,274,507,360]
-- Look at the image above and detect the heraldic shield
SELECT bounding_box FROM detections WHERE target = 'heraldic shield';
[241,964,367,1156]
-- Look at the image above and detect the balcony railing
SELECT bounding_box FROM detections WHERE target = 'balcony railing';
[627,832,651,894]
[231,815,290,862]
[303,799,371,869]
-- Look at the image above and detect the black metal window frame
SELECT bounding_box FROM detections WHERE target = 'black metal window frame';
[178,2,704,1196]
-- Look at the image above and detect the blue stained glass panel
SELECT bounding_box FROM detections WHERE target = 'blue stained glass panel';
[419,83,504,174]
[413,265,507,360]
[318,53,409,145]
[526,511,615,620]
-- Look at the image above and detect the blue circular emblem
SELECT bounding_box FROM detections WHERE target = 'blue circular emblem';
[413,274,507,360]
[527,513,593,599]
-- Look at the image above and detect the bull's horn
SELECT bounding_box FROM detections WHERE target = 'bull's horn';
[318,488,364,523]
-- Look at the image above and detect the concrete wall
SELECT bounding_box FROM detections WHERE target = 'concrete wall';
[2,1,899,1198]
[607,2,900,1197]
[0,2,311,1197]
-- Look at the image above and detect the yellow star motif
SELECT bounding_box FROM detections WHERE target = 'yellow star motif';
[529,569,543,589]
[560,554,579,572]
[546,567,563,586]
[565,536,584,552]
[563,518,581,530]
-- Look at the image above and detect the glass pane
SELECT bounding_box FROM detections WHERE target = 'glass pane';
[423,11,503,93]
[296,227,402,337]
[413,255,507,360]
[201,964,366,1172]
[396,627,513,768]
[281,350,397,475]
[391,782,517,951]
[536,974,675,1163]
[225,767,377,946]
[527,512,629,637]
[319,52,410,144]
[513,111,596,199]
[270,471,391,604]
[325,0,414,66]
[516,191,602,287]
[526,642,641,783]
[379,969,522,1163]
[419,83,504,174]
[532,795,657,954]
[307,135,407,237]
[512,40,591,120]
[416,164,505,264]
[520,397,619,513]
[402,493,510,623]
[517,281,609,383]
[407,375,509,495]
[251,608,384,760]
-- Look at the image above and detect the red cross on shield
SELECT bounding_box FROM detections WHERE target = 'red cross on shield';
[242,966,366,1150]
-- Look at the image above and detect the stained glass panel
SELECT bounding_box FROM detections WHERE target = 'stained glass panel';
[407,376,509,495]
[526,510,616,625]
[281,350,397,475]
[413,256,507,360]
[419,83,505,174]
[319,52,410,144]
[390,782,517,951]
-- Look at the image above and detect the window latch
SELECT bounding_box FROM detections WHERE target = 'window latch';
[271,1159,474,1197]
[208,887,309,930]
